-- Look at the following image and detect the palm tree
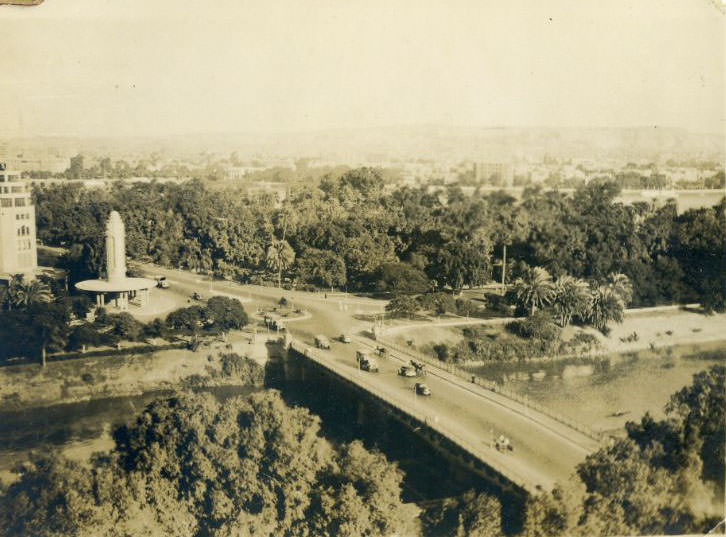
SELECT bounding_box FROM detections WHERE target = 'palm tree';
[552,275,592,327]
[8,277,52,310]
[607,272,633,306]
[588,285,625,333]
[22,279,52,308]
[266,240,296,288]
[514,266,556,316]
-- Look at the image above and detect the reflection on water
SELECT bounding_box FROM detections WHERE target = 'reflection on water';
[0,385,259,475]
[465,348,725,434]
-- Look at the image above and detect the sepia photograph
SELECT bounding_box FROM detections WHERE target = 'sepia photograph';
[0,1,724,536]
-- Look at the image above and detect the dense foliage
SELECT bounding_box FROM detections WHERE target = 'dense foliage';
[523,365,725,536]
[33,171,725,308]
[0,277,248,362]
[0,391,416,537]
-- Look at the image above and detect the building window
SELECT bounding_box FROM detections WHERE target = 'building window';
[1,199,11,207]
[14,198,25,207]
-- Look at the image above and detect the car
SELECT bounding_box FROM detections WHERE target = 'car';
[414,383,431,396]
[495,435,513,452]
[398,365,416,377]
[339,334,352,343]
[359,358,379,373]
[314,335,331,349]
[376,346,387,356]
[191,291,203,300]
[155,276,169,289]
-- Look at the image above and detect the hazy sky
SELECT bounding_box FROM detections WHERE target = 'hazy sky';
[1,0,724,137]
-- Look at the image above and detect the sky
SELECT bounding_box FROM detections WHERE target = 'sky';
[0,0,724,138]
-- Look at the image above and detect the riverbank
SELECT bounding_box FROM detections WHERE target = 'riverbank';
[387,309,726,366]
[0,328,273,412]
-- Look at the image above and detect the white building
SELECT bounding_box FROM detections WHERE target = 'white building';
[473,161,514,186]
[0,163,37,278]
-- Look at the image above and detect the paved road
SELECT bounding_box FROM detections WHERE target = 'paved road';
[140,265,597,491]
[293,335,597,492]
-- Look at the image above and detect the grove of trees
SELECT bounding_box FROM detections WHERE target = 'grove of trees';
[32,171,725,311]
[0,391,417,537]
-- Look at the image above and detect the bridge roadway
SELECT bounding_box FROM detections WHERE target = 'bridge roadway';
[290,336,599,494]
[139,265,600,493]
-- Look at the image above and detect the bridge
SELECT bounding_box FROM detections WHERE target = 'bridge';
[138,264,603,495]
[288,335,601,495]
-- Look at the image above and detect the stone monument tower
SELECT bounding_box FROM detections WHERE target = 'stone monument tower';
[105,210,126,283]
[76,210,155,311]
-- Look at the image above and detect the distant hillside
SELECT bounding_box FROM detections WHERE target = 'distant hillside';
[4,125,724,162]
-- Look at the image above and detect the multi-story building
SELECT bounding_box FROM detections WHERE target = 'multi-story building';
[473,161,514,187]
[0,162,37,278]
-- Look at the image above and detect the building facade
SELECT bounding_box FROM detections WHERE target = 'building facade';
[0,162,37,277]
[473,161,514,187]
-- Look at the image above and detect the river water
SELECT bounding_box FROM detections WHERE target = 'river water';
[464,346,725,436]
[0,385,259,481]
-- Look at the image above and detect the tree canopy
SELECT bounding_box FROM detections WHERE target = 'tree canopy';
[0,391,416,537]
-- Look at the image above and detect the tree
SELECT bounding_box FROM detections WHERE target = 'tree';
[607,272,633,306]
[421,490,503,537]
[0,274,50,311]
[666,366,725,490]
[575,437,703,535]
[205,296,248,330]
[310,441,416,537]
[372,262,431,295]
[68,324,107,350]
[513,266,556,316]
[30,302,72,366]
[587,285,625,333]
[552,275,591,327]
[523,485,580,537]
[106,391,412,537]
[265,239,295,288]
[0,455,109,537]
[295,248,347,289]
[165,305,208,333]
[107,312,145,341]
[385,295,419,319]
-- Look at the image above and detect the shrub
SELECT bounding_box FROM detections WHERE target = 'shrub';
[219,353,264,385]
[506,311,560,342]
[432,343,450,362]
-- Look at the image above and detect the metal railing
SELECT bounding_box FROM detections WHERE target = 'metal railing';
[376,337,604,444]
[288,339,535,493]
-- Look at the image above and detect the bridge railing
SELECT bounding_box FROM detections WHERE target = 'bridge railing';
[289,340,534,492]
[376,337,604,444]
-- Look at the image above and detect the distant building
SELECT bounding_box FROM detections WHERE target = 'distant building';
[473,161,514,187]
[0,162,37,278]
[16,156,69,174]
